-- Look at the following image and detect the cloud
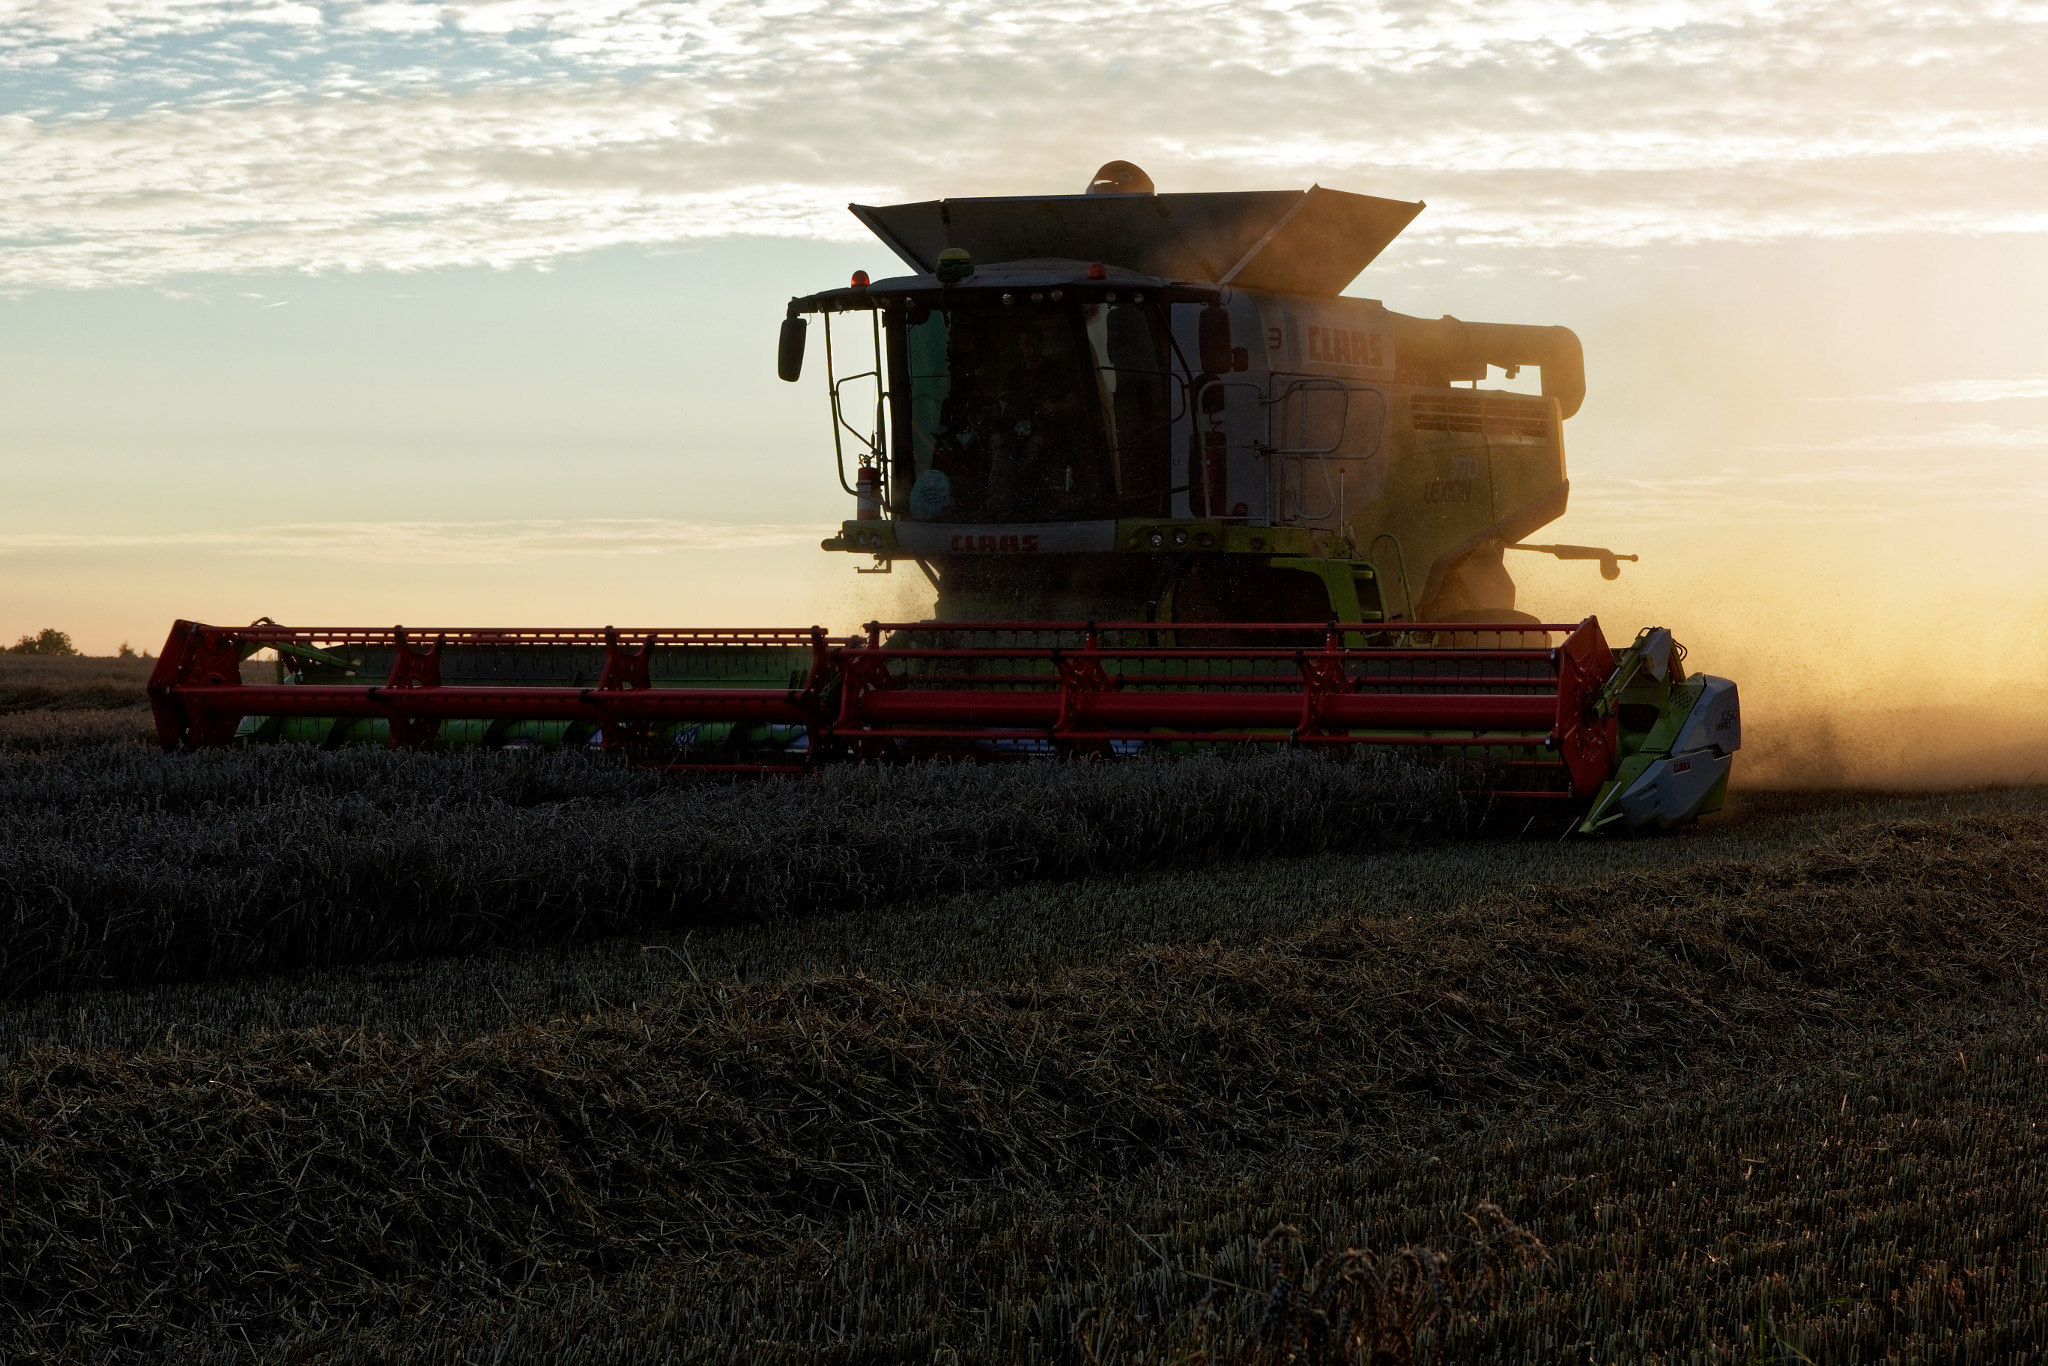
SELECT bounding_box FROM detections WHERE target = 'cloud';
[1757,424,2048,451]
[1567,440,2048,525]
[1,0,2046,287]
[0,518,823,562]
[1843,377,2048,403]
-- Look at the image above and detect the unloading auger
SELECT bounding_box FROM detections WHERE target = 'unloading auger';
[149,162,1742,833]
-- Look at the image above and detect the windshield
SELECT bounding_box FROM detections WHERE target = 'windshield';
[891,302,1170,523]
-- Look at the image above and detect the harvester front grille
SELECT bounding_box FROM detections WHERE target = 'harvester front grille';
[1411,392,1554,439]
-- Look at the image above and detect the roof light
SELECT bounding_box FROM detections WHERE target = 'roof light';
[1086,262,1107,281]
[850,270,870,288]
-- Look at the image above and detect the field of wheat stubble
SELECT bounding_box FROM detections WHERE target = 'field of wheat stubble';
[1,654,2043,1363]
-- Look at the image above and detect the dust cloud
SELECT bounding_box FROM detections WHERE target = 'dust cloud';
[824,556,937,638]
[1516,520,2048,791]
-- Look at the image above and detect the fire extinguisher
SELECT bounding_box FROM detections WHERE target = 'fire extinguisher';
[856,466,881,521]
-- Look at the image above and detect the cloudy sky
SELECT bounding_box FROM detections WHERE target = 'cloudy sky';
[4,0,2048,777]
[4,0,2045,285]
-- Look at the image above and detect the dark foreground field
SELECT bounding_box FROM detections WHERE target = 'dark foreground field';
[3,660,2045,1362]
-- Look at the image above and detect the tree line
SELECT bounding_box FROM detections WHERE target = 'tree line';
[6,629,142,658]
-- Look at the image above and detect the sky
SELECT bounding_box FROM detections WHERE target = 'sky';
[4,0,2048,784]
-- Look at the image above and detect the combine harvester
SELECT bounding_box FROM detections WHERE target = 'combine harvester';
[149,162,1740,833]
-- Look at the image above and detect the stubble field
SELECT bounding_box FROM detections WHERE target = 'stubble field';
[2,656,2043,1363]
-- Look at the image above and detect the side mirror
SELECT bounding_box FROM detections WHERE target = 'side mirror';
[777,316,807,383]
[1198,303,1233,376]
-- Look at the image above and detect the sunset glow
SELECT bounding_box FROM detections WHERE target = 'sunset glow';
[5,0,2047,783]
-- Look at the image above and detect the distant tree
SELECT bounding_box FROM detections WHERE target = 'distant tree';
[6,628,79,656]
[117,641,138,659]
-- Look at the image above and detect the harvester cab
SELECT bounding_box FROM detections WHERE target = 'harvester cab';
[146,162,1742,835]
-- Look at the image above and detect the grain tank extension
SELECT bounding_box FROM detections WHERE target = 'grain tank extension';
[149,163,1740,833]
